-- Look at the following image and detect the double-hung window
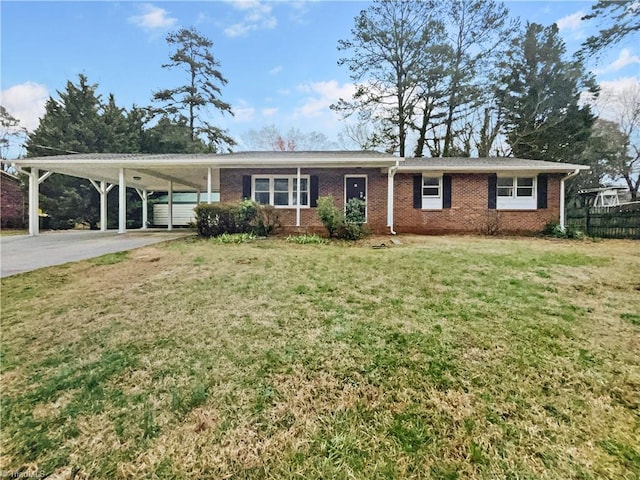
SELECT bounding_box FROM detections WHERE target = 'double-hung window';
[496,176,536,209]
[421,175,443,209]
[252,175,309,208]
[422,177,441,197]
[498,177,534,198]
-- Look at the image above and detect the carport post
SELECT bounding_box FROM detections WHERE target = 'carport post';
[89,180,114,231]
[118,168,126,234]
[28,168,39,236]
[98,180,107,232]
[168,181,173,231]
[141,190,148,230]
[100,181,108,232]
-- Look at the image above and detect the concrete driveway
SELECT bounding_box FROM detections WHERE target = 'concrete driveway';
[1,229,194,277]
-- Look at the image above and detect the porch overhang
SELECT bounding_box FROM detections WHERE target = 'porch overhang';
[12,151,400,236]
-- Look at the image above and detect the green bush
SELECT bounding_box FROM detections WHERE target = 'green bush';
[341,198,369,240]
[542,222,586,240]
[214,232,256,244]
[286,233,328,245]
[317,196,343,238]
[194,201,280,238]
[316,196,369,240]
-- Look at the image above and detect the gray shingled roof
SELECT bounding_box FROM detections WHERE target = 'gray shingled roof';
[399,157,588,172]
[17,151,396,163]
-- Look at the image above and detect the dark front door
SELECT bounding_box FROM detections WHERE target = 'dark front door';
[345,176,367,221]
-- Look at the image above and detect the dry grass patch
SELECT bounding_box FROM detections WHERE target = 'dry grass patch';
[1,235,639,479]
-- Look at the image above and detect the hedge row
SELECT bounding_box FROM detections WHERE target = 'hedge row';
[194,200,280,238]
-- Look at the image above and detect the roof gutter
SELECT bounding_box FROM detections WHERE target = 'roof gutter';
[560,168,582,231]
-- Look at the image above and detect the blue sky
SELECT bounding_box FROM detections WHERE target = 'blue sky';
[1,0,639,157]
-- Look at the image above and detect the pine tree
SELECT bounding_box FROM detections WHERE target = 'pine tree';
[152,27,235,152]
[497,23,598,163]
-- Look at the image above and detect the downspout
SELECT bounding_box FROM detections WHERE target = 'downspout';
[560,168,580,231]
[387,159,399,235]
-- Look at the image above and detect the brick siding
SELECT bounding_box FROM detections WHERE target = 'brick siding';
[219,168,390,233]
[220,168,563,235]
[1,172,25,228]
[393,173,562,235]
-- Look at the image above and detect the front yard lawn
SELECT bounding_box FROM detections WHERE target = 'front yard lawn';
[1,235,639,479]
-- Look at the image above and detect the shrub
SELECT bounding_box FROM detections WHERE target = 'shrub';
[214,232,256,244]
[317,196,343,238]
[316,196,369,240]
[340,198,369,240]
[194,201,280,238]
[253,204,280,237]
[286,233,328,245]
[542,222,586,240]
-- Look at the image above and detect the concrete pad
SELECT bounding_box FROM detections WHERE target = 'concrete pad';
[0,229,194,278]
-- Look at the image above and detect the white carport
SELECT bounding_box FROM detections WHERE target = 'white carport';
[12,151,400,236]
[13,153,222,236]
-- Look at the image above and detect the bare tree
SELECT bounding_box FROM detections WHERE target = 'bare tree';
[0,106,26,164]
[242,125,338,151]
[607,84,640,199]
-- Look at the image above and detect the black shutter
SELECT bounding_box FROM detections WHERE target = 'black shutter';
[488,174,497,210]
[443,175,452,209]
[537,174,548,209]
[310,175,319,207]
[242,175,251,200]
[413,175,422,209]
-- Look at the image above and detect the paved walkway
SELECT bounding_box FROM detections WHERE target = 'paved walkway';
[0,229,194,277]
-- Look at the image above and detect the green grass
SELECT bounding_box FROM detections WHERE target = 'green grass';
[1,235,639,479]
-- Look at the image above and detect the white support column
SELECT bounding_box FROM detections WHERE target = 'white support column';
[118,168,126,234]
[89,179,113,231]
[141,190,148,230]
[136,188,149,230]
[296,167,301,227]
[28,168,39,236]
[100,181,108,231]
[167,181,173,231]
[560,169,580,231]
[387,162,399,234]
[207,167,212,204]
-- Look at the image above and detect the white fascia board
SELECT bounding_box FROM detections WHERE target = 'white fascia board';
[396,164,590,174]
[14,157,400,169]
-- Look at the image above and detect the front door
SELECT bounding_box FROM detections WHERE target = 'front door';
[345,175,367,221]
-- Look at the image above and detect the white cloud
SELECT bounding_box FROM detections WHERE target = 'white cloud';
[556,10,587,40]
[128,4,177,31]
[262,107,278,117]
[584,77,640,121]
[269,65,283,75]
[556,10,584,32]
[600,77,640,95]
[293,80,356,119]
[0,82,49,132]
[223,1,277,38]
[594,48,640,74]
[232,99,256,122]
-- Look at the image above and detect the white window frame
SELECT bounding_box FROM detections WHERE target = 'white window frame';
[252,175,310,208]
[496,175,537,210]
[421,174,443,210]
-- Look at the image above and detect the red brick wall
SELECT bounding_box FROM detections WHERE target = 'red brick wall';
[393,173,563,235]
[219,169,563,235]
[1,172,25,228]
[219,168,390,233]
